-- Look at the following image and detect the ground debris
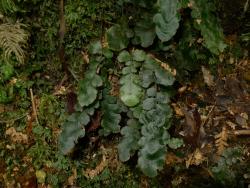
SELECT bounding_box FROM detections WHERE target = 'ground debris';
[5,127,28,144]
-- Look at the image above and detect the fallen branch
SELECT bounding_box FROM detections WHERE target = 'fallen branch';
[234,129,250,135]
[30,88,39,125]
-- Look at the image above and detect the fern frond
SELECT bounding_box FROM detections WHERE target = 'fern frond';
[0,0,17,13]
[0,22,29,63]
[215,126,228,156]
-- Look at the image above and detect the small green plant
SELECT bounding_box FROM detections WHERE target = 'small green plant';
[59,0,227,177]
[211,147,244,187]
[59,46,183,177]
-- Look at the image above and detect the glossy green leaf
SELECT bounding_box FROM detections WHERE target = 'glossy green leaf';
[155,67,175,86]
[132,49,146,62]
[120,74,143,107]
[117,50,131,62]
[106,25,129,51]
[100,94,121,136]
[153,0,179,42]
[91,74,103,87]
[140,69,154,88]
[102,48,113,58]
[135,86,174,177]
[77,66,103,107]
[59,111,90,154]
[78,81,98,107]
[134,16,156,47]
[138,146,166,177]
[118,119,141,161]
[138,121,169,177]
[142,98,155,110]
[88,41,102,54]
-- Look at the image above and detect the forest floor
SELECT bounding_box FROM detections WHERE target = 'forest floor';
[0,40,249,188]
[0,1,250,185]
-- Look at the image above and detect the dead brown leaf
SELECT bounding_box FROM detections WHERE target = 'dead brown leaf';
[171,103,184,117]
[109,74,119,96]
[81,51,89,64]
[87,111,102,132]
[235,113,248,128]
[180,106,202,147]
[186,149,206,168]
[201,66,215,87]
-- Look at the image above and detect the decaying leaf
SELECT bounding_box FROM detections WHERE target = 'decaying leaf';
[235,113,248,128]
[81,51,89,64]
[201,66,215,87]
[5,127,28,144]
[87,111,102,132]
[226,121,238,130]
[181,106,202,147]
[171,103,184,117]
[215,126,228,156]
[186,148,206,168]
[109,74,119,96]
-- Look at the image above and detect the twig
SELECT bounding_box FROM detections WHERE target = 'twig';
[234,130,250,135]
[201,105,215,127]
[68,68,79,81]
[30,88,39,125]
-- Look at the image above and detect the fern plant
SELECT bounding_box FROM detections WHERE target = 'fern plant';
[0,0,17,13]
[0,23,28,63]
[0,0,28,64]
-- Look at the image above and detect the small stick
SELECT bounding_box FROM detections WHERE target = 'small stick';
[30,88,39,125]
[234,130,250,135]
[201,105,215,127]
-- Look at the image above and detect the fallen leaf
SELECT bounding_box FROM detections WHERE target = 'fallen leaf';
[186,149,205,168]
[235,113,248,128]
[171,103,184,117]
[201,66,215,87]
[181,106,202,147]
[178,86,187,94]
[87,111,102,132]
[81,51,89,64]
[226,121,238,130]
[109,74,119,96]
